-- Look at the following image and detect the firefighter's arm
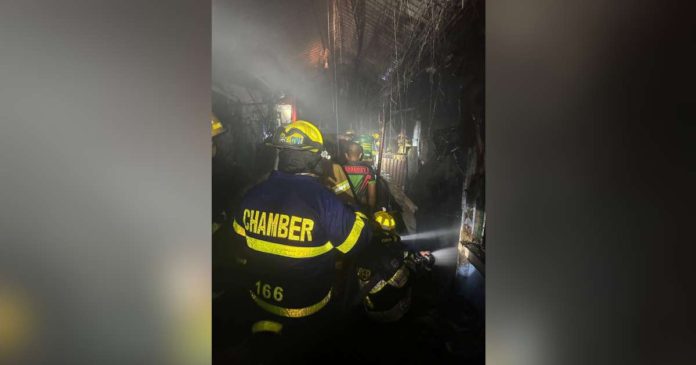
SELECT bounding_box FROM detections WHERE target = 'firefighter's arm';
[229,210,249,266]
[367,181,377,213]
[324,195,372,257]
[367,166,378,213]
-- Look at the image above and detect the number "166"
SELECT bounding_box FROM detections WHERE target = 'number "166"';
[255,281,284,302]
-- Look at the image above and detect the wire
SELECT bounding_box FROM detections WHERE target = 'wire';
[333,0,340,154]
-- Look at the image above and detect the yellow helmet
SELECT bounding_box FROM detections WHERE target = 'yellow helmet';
[211,114,225,138]
[372,133,380,140]
[374,211,396,231]
[269,120,324,153]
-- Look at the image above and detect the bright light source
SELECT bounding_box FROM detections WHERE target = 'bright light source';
[276,104,293,125]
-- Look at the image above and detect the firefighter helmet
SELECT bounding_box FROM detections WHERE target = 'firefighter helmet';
[374,210,396,231]
[269,120,324,153]
[211,114,225,138]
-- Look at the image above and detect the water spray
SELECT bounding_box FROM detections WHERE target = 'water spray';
[400,228,460,242]
[430,247,458,268]
[400,228,461,269]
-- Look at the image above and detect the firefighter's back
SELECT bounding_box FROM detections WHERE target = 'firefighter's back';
[233,169,369,336]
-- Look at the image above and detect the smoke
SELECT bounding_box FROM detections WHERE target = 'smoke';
[212,0,334,123]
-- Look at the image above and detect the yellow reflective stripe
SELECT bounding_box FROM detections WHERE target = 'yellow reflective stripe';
[233,220,246,237]
[387,266,410,288]
[369,280,387,294]
[364,295,375,309]
[369,266,409,294]
[335,212,366,254]
[250,289,331,318]
[251,320,283,334]
[333,180,351,193]
[246,236,334,258]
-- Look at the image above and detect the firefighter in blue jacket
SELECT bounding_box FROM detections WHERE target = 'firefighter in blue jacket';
[231,120,371,341]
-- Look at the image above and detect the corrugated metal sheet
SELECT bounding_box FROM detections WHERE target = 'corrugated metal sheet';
[381,153,408,191]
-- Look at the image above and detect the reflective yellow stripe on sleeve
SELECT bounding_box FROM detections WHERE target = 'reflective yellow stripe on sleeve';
[250,289,331,318]
[246,236,334,258]
[387,265,410,288]
[369,279,388,294]
[333,180,351,193]
[251,320,283,334]
[369,265,410,294]
[335,212,366,254]
[233,220,246,237]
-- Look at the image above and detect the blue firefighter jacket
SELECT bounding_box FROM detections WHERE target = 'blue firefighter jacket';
[232,170,371,321]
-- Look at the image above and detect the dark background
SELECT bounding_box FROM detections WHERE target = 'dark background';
[0,0,693,364]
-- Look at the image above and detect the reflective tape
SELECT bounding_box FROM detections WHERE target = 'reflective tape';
[240,211,365,258]
[246,236,334,258]
[368,265,410,294]
[233,220,246,237]
[333,180,351,193]
[251,320,283,334]
[335,212,366,254]
[369,280,387,294]
[387,265,410,288]
[250,289,331,318]
[365,295,375,309]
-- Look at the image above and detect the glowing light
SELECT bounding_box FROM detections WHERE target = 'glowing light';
[0,282,35,360]
[276,104,293,125]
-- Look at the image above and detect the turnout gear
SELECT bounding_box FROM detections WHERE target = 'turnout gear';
[320,160,357,206]
[355,228,412,322]
[355,214,435,323]
[268,120,324,153]
[232,170,371,333]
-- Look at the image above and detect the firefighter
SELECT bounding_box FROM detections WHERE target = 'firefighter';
[231,120,372,344]
[211,115,224,154]
[343,142,377,213]
[353,133,375,161]
[321,160,356,206]
[318,137,357,207]
[355,210,435,323]
[211,115,228,232]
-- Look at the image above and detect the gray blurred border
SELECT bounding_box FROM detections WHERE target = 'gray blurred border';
[488,1,695,364]
[0,1,210,364]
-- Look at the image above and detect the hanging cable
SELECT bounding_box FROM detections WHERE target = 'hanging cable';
[330,0,341,155]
